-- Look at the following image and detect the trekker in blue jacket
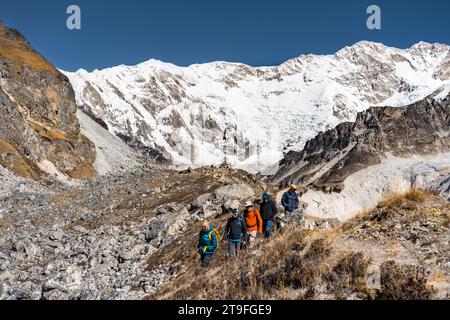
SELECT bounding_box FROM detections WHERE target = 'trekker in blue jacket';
[281,184,299,213]
[197,220,218,267]
[224,209,247,258]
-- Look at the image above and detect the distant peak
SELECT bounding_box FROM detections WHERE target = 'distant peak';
[334,41,389,57]
[353,40,386,48]
[410,41,449,51]
[59,40,450,74]
[136,58,182,71]
[75,68,89,75]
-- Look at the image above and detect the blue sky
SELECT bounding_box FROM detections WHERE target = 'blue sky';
[1,0,449,71]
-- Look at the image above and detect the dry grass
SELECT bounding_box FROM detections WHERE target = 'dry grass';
[255,237,331,298]
[404,188,428,203]
[0,24,56,74]
[378,261,434,300]
[329,252,371,299]
[0,138,40,179]
[65,164,96,179]
[28,121,70,142]
[150,206,444,300]
[379,188,428,209]
[405,188,429,203]
[343,188,432,229]
[152,227,373,300]
[148,187,445,300]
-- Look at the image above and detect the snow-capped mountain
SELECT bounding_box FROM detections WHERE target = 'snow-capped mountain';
[63,41,450,173]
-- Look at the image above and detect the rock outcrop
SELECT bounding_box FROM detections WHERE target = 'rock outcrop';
[0,22,95,179]
[271,93,450,188]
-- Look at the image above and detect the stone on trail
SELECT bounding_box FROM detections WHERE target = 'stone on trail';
[213,184,255,201]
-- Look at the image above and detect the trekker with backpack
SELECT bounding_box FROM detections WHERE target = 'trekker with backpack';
[281,184,299,213]
[223,208,247,258]
[197,220,218,268]
[243,201,263,248]
[260,192,278,238]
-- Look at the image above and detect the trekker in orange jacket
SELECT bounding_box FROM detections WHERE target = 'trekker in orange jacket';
[243,201,263,248]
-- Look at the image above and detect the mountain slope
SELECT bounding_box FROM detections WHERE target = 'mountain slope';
[0,22,95,180]
[271,94,450,187]
[268,93,450,220]
[76,109,147,176]
[150,190,449,300]
[64,41,450,172]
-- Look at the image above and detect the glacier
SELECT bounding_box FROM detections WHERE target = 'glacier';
[62,41,450,173]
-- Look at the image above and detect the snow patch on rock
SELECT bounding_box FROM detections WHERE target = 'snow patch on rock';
[76,109,145,176]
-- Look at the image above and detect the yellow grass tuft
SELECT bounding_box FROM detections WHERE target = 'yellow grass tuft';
[28,121,70,142]
[404,188,428,203]
[379,188,428,208]
[0,23,56,74]
[65,164,96,179]
[0,138,40,179]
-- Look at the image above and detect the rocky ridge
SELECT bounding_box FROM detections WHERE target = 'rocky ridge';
[0,22,96,180]
[271,93,450,188]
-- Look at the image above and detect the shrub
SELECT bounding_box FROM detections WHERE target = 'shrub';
[379,188,428,209]
[258,238,331,293]
[330,252,371,299]
[405,188,428,203]
[378,261,433,300]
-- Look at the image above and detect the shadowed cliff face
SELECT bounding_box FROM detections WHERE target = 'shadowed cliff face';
[0,22,96,179]
[271,93,450,188]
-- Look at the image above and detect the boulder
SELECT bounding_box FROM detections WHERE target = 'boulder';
[222,199,241,213]
[191,201,220,221]
[155,203,185,216]
[192,193,214,209]
[118,244,146,262]
[12,239,40,258]
[65,266,83,299]
[213,184,254,201]
[200,201,219,219]
[42,278,69,300]
[10,281,41,300]
[146,207,190,247]
[49,230,64,242]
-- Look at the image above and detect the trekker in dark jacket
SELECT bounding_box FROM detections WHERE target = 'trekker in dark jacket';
[281,184,299,213]
[224,209,247,258]
[197,220,218,267]
[260,192,278,238]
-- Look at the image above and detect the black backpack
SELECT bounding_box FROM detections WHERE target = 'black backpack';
[227,216,245,240]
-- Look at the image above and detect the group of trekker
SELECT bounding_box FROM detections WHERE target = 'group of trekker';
[197,184,300,267]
